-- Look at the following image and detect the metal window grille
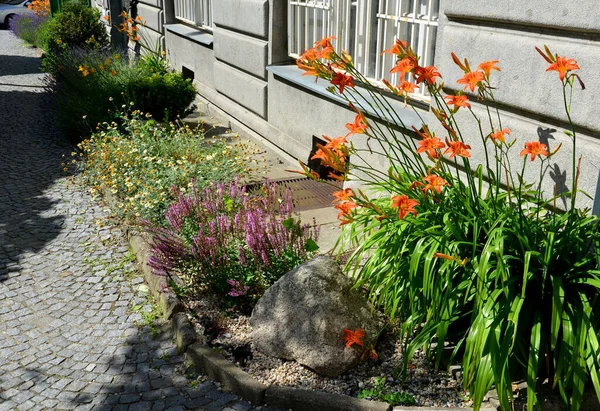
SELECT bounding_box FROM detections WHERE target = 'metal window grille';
[174,0,213,31]
[288,0,439,97]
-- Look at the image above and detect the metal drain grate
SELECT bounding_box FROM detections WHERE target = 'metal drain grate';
[249,178,343,212]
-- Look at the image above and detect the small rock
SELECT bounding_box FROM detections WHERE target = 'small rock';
[251,257,384,377]
[358,381,364,389]
[223,333,232,339]
[137,284,150,294]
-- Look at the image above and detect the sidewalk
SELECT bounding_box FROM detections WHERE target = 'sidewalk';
[0,29,268,411]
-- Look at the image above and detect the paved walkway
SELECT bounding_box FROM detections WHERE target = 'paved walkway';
[0,30,262,411]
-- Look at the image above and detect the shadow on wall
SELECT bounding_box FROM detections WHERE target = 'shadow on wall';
[537,126,570,209]
[0,86,73,283]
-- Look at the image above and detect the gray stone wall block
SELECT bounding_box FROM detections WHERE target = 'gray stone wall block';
[137,3,163,34]
[214,61,267,118]
[442,1,600,33]
[136,25,165,52]
[435,22,600,133]
[212,0,268,38]
[165,29,215,89]
[213,27,268,79]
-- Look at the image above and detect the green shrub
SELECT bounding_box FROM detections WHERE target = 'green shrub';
[44,46,197,137]
[45,48,141,137]
[42,1,108,59]
[128,71,197,122]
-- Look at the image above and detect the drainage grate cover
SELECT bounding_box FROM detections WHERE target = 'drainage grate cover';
[250,177,343,212]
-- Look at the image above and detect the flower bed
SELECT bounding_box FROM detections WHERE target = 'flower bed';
[291,38,600,411]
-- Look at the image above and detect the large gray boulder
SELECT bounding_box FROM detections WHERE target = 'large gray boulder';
[250,256,384,377]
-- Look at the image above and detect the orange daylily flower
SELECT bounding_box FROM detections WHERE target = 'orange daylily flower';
[433,252,454,261]
[332,188,355,203]
[444,94,471,110]
[299,48,318,63]
[390,194,419,219]
[335,201,358,222]
[343,328,365,348]
[345,112,368,136]
[312,147,345,172]
[457,71,485,92]
[444,139,471,158]
[297,60,318,77]
[390,57,415,75]
[330,72,355,94]
[414,65,442,85]
[490,128,511,143]
[477,60,500,79]
[416,137,445,159]
[546,56,580,81]
[382,39,408,56]
[317,45,335,60]
[315,35,336,48]
[520,141,548,161]
[398,81,418,94]
[422,174,450,194]
[323,135,349,150]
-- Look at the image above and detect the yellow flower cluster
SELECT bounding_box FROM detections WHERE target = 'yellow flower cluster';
[73,110,263,224]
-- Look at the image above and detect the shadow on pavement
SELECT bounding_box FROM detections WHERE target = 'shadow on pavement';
[0,54,42,77]
[73,322,249,411]
[0,87,72,283]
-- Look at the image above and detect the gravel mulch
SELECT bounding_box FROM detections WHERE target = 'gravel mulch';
[181,288,473,408]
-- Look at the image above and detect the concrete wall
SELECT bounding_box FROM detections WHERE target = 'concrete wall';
[159,0,600,208]
[211,0,269,118]
[136,0,164,49]
[434,1,600,210]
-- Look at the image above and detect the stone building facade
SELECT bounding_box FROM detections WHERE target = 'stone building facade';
[119,0,600,211]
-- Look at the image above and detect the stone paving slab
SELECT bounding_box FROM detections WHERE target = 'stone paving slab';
[0,28,269,411]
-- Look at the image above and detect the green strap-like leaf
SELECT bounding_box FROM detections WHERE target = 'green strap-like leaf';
[527,311,541,411]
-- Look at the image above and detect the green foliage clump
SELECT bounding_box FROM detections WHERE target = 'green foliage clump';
[42,1,108,57]
[357,377,417,406]
[128,71,197,122]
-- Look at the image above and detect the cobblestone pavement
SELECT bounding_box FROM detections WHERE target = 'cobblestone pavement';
[0,30,268,411]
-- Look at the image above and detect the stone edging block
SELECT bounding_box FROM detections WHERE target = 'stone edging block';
[186,343,267,405]
[265,385,391,411]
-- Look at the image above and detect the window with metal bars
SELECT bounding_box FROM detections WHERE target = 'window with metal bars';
[174,0,213,31]
[287,0,439,98]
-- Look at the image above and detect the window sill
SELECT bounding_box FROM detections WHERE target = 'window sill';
[266,64,425,130]
[165,24,213,47]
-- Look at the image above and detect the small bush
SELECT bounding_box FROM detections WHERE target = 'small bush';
[44,46,197,137]
[42,1,108,58]
[9,13,50,47]
[128,71,197,122]
[45,47,140,136]
[143,180,320,305]
[75,110,257,225]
